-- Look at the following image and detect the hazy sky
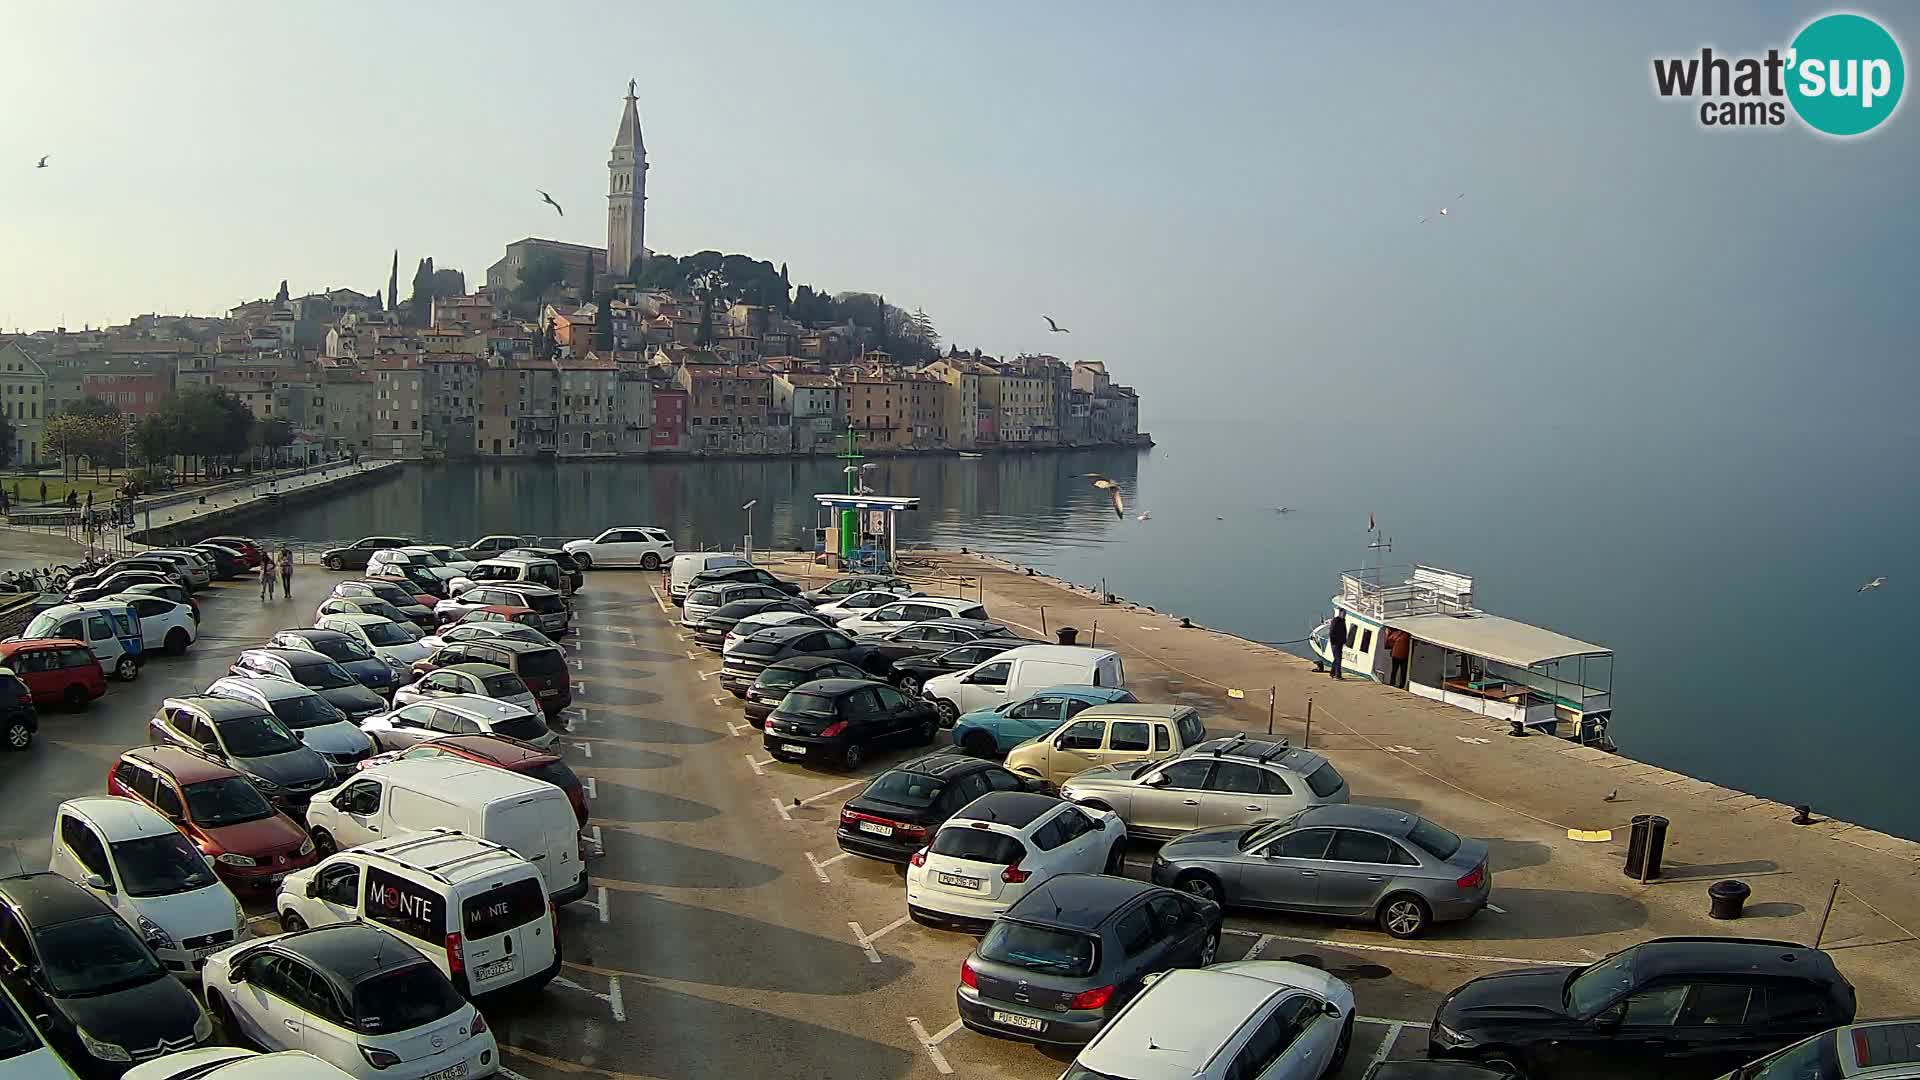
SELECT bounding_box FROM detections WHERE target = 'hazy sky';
[4,2,1916,435]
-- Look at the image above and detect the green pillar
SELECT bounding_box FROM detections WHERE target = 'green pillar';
[837,426,863,566]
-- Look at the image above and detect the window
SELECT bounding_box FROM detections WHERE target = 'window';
[984,769,1025,792]
[1145,894,1196,937]
[969,662,1010,686]
[1679,983,1754,1026]
[1055,806,1096,840]
[1358,629,1373,654]
[116,761,158,802]
[1258,769,1296,796]
[1108,721,1150,752]
[1157,760,1214,789]
[1113,906,1157,956]
[463,878,547,939]
[364,867,445,943]
[1760,983,1834,1026]
[1208,762,1268,794]
[1176,711,1206,746]
[1621,983,1689,1026]
[154,782,185,820]
[335,780,382,816]
[1275,828,1335,860]
[86,614,115,641]
[60,815,113,883]
[1227,996,1321,1080]
[0,911,30,969]
[1329,829,1401,865]
[1304,763,1345,798]
[1055,720,1105,750]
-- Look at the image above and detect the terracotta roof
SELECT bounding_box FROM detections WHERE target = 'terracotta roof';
[784,373,839,388]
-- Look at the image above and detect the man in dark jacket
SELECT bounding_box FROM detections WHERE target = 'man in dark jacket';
[1329,612,1347,680]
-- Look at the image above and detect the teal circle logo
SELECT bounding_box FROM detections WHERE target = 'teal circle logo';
[1787,13,1905,136]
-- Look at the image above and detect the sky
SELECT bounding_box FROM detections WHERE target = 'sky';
[3,2,1917,438]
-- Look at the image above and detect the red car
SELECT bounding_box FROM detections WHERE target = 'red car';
[203,536,265,569]
[358,733,589,825]
[107,745,317,890]
[366,569,440,608]
[0,639,106,709]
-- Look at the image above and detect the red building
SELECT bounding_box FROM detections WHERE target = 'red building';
[650,388,687,449]
[79,372,170,417]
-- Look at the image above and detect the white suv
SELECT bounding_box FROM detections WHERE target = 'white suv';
[906,792,1126,933]
[563,527,675,570]
[277,830,560,997]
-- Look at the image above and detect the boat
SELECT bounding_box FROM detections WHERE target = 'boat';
[1309,563,1615,749]
[958,452,984,459]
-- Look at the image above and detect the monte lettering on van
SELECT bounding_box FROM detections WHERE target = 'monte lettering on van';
[365,867,445,942]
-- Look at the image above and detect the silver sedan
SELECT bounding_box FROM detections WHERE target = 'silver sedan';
[1150,803,1491,938]
[1060,746,1348,840]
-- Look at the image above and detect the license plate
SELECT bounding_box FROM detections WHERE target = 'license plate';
[425,1065,466,1080]
[858,821,893,836]
[268,874,285,887]
[936,872,982,890]
[991,1011,1045,1033]
[476,957,515,980]
[539,688,558,697]
[782,743,808,755]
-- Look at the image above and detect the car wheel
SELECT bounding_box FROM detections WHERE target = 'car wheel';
[1197,928,1220,966]
[1104,842,1126,875]
[4,720,32,751]
[165,628,191,655]
[115,656,138,681]
[280,912,306,933]
[960,730,997,758]
[935,698,959,725]
[63,685,88,710]
[208,993,247,1048]
[1328,1014,1354,1074]
[1176,871,1223,904]
[311,829,337,857]
[324,555,342,571]
[641,553,659,571]
[1479,1054,1526,1078]
[841,741,866,770]
[1378,893,1432,939]
[575,552,593,570]
[896,674,921,697]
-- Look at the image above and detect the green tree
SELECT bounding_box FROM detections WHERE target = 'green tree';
[593,291,615,354]
[582,260,596,306]
[62,395,120,419]
[0,414,14,469]
[42,415,90,479]
[513,254,569,314]
[387,250,399,313]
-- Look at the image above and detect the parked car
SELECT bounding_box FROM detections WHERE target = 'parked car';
[147,696,336,812]
[124,1049,358,1080]
[836,752,1037,864]
[406,545,480,575]
[681,582,793,631]
[1062,735,1349,839]
[1155,803,1489,938]
[950,685,1139,756]
[314,595,431,634]
[434,584,570,638]
[741,656,872,729]
[317,536,414,572]
[956,873,1222,1046]
[693,598,814,651]
[313,613,431,668]
[66,572,179,608]
[275,831,560,997]
[47,798,244,980]
[266,630,405,696]
[408,638,570,715]
[106,746,317,893]
[229,648,390,719]
[1006,703,1209,789]
[924,644,1124,723]
[113,582,199,622]
[0,874,212,1069]
[138,552,212,590]
[720,624,883,697]
[852,618,1031,674]
[21,602,143,680]
[203,537,266,570]
[812,589,929,624]
[0,978,74,1080]
[465,534,537,558]
[0,640,104,710]
[202,677,376,776]
[366,548,463,588]
[355,734,588,826]
[363,559,451,601]
[201,923,497,1080]
[889,641,1027,699]
[416,620,553,654]
[69,558,189,594]
[1065,961,1357,1080]
[498,547,583,592]
[836,596,993,638]
[562,526,675,570]
[686,565,801,596]
[320,582,435,629]
[906,792,1127,933]
[391,663,540,716]
[359,695,555,754]
[461,554,571,600]
[186,544,249,581]
[667,552,750,603]
[1713,1019,1920,1080]
[108,595,197,656]
[720,610,831,653]
[800,574,911,604]
[763,677,939,768]
[1430,936,1856,1079]
[1365,1065,1520,1080]
[0,672,36,751]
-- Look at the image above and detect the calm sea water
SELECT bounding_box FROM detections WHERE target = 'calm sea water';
[259,422,1917,840]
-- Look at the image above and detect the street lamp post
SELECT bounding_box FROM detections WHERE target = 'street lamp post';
[741,499,757,563]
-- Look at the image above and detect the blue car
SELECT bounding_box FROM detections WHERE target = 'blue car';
[950,684,1137,757]
[268,628,405,695]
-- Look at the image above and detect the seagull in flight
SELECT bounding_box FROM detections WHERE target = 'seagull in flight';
[1858,576,1886,593]
[35,155,48,169]
[1438,191,1466,217]
[1136,511,1152,521]
[1274,506,1292,514]
[1043,315,1070,334]
[1082,474,1125,519]
[537,189,563,216]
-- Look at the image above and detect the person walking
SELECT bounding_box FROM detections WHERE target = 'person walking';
[1387,627,1411,689]
[260,552,277,601]
[278,545,294,598]
[1329,611,1347,680]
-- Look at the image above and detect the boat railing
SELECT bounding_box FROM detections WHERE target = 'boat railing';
[1340,564,1478,620]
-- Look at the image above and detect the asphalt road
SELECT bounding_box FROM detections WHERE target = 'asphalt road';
[1,570,1595,1080]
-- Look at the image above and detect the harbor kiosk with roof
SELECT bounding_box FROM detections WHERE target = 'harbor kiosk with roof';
[813,493,918,573]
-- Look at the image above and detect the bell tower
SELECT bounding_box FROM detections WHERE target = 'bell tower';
[607,79,647,281]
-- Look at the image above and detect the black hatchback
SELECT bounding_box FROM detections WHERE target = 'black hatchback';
[836,752,1036,863]
[0,872,210,1071]
[743,656,871,728]
[694,598,816,651]
[0,672,36,751]
[763,678,938,769]
[957,873,1222,1047]
[1429,936,1856,1080]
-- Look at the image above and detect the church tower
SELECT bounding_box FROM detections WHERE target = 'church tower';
[607,80,647,281]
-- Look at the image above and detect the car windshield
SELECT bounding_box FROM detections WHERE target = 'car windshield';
[519,593,564,614]
[490,712,549,742]
[931,829,1025,864]
[1407,817,1463,860]
[518,649,566,676]
[291,660,359,690]
[482,672,531,698]
[408,551,447,566]
[22,615,59,638]
[862,770,945,810]
[217,714,304,756]
[1239,812,1306,851]
[111,833,218,897]
[365,585,411,606]
[978,920,1098,977]
[351,965,466,1034]
[756,667,816,692]
[364,621,420,646]
[734,637,788,657]
[34,915,166,996]
[1743,1031,1844,1080]
[303,636,373,663]
[0,989,39,1060]
[183,777,277,827]
[1566,950,1638,1015]
[1305,762,1346,797]
[271,694,346,730]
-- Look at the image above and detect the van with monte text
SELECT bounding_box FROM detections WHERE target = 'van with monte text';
[304,756,588,904]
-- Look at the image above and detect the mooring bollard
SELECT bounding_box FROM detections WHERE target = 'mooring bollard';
[1708,879,1750,920]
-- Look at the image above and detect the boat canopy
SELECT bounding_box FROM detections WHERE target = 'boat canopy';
[1390,612,1610,669]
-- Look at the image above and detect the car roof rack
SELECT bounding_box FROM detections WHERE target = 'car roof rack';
[1210,733,1249,757]
[1256,740,1293,763]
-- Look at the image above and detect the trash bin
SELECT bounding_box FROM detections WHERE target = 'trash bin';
[1056,627,1079,646]
[1623,814,1669,880]
[1708,879,1751,920]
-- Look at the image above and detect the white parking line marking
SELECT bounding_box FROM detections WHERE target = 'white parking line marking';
[1223,931,1585,967]
[571,658,583,671]
[686,650,700,660]
[804,850,846,883]
[746,754,773,776]
[1357,1016,1429,1029]
[906,1017,957,1075]
[649,585,671,614]
[726,721,750,737]
[712,695,729,707]
[607,975,626,1021]
[862,913,910,944]
[583,777,597,799]
[847,921,883,964]
[501,1068,532,1080]
[580,741,593,758]
[1366,1022,1404,1072]
[797,779,861,806]
[698,669,723,680]
[1243,934,1274,960]
[1486,903,1507,914]
[773,797,793,822]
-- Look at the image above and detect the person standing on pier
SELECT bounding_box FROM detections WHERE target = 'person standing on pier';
[1329,612,1347,680]
[278,545,294,598]
[1386,626,1411,688]
[260,552,277,601]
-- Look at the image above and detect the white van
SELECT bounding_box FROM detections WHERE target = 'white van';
[305,757,588,904]
[668,552,752,604]
[21,600,145,680]
[922,644,1126,722]
[276,830,559,997]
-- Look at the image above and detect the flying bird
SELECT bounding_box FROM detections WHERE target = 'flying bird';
[35,155,48,169]
[1437,191,1466,218]
[1274,506,1292,514]
[1368,512,1376,531]
[1043,315,1070,334]
[1083,473,1125,519]
[1858,576,1886,593]
[537,189,564,216]
[1136,511,1152,521]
